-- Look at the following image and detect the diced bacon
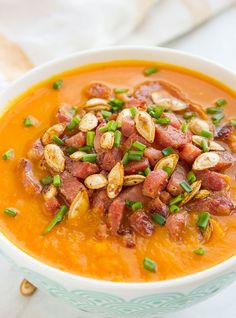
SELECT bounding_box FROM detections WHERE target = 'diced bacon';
[124,158,149,175]
[213,151,235,171]
[44,196,60,214]
[166,211,187,241]
[59,171,85,203]
[123,231,136,248]
[142,169,168,198]
[27,139,44,161]
[155,124,192,149]
[56,103,74,123]
[159,191,172,205]
[134,81,161,104]
[125,97,146,110]
[129,210,154,237]
[144,147,163,167]
[122,133,151,151]
[179,143,202,164]
[19,159,42,194]
[195,170,229,191]
[92,189,112,212]
[97,148,122,171]
[149,197,169,218]
[65,132,86,148]
[119,184,150,204]
[216,124,234,140]
[161,113,181,129]
[167,163,188,196]
[121,117,136,137]
[66,158,99,179]
[85,82,111,99]
[107,198,125,234]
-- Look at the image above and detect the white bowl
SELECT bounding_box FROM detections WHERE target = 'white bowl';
[0,46,236,318]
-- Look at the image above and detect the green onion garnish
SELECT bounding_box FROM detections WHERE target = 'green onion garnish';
[162,147,174,157]
[82,154,97,163]
[206,107,223,114]
[132,201,143,211]
[197,212,210,230]
[201,130,213,139]
[2,149,14,160]
[125,199,135,207]
[193,247,206,256]
[52,80,63,90]
[212,113,225,125]
[144,167,151,176]
[152,213,166,225]
[154,106,164,119]
[108,98,124,112]
[79,145,92,153]
[169,194,184,206]
[114,130,122,147]
[128,153,142,161]
[183,112,196,120]
[99,124,109,133]
[162,166,172,176]
[129,150,143,156]
[201,139,209,153]
[156,117,171,125]
[143,257,157,272]
[67,116,80,130]
[70,106,77,117]
[230,119,236,126]
[147,106,156,118]
[187,171,196,184]
[215,98,227,107]
[42,205,68,235]
[52,135,64,146]
[137,171,146,176]
[101,110,112,119]
[132,141,146,151]
[4,208,17,217]
[53,175,61,187]
[143,66,158,76]
[180,181,192,193]
[40,176,52,185]
[86,131,95,147]
[181,122,188,133]
[130,107,138,118]
[114,88,128,94]
[169,204,180,213]
[107,120,118,132]
[122,152,129,165]
[23,117,34,127]
[65,146,77,155]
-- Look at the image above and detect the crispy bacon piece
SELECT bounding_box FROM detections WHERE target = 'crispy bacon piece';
[142,169,168,198]
[124,158,149,175]
[85,83,111,99]
[119,184,150,205]
[44,196,60,214]
[195,170,229,191]
[155,124,192,149]
[59,171,85,203]
[144,147,163,167]
[161,112,181,129]
[56,103,74,123]
[134,81,161,104]
[92,189,112,212]
[97,148,122,171]
[167,163,188,196]
[65,132,86,148]
[19,159,42,194]
[213,151,235,171]
[66,158,99,179]
[121,117,136,137]
[149,197,169,218]
[122,132,152,151]
[216,124,234,140]
[179,143,202,164]
[129,210,154,237]
[107,198,125,234]
[166,211,188,241]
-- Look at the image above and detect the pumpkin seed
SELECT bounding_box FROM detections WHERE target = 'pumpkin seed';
[116,108,132,127]
[152,96,187,111]
[86,98,108,107]
[154,154,179,175]
[43,184,58,200]
[42,123,66,145]
[209,141,225,151]
[151,91,163,104]
[192,135,206,147]
[195,189,210,200]
[135,111,155,143]
[44,144,65,173]
[85,105,111,111]
[68,189,90,219]
[180,180,202,206]
[192,152,220,170]
[100,131,114,149]
[20,279,37,296]
[200,219,213,243]
[107,162,124,199]
[84,174,107,189]
[79,112,98,132]
[189,118,210,135]
[192,135,225,152]
[70,151,87,160]
[123,174,146,186]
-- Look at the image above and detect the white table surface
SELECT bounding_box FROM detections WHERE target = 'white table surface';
[1,5,236,318]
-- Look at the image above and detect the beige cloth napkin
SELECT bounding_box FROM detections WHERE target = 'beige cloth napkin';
[0,0,235,89]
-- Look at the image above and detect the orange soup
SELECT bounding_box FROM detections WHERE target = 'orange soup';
[0,61,236,282]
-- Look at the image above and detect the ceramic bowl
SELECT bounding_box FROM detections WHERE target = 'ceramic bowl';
[0,47,236,318]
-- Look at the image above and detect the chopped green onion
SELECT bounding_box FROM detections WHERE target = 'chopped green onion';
[23,117,34,127]
[99,124,109,133]
[70,106,77,117]
[129,150,143,156]
[206,107,223,114]
[169,204,180,213]
[156,117,171,125]
[132,141,146,151]
[128,153,142,161]
[40,176,52,185]
[137,171,145,176]
[67,116,80,130]
[82,154,97,163]
[52,135,64,146]
[230,119,236,126]
[122,152,129,165]
[42,205,68,235]
[181,122,188,133]
[52,80,63,90]
[130,107,138,118]
[169,194,184,206]
[194,247,206,256]
[162,147,174,157]
[107,120,118,132]
[183,112,196,120]
[147,106,156,118]
[197,212,210,230]
[187,171,196,184]
[144,167,151,176]
[215,98,227,107]
[65,146,77,155]
[2,149,14,160]
[114,88,128,94]
[143,66,158,76]
[125,199,135,207]
[114,130,122,147]
[101,110,112,119]
[143,257,157,273]
[86,131,95,147]
[162,166,172,176]
[212,113,225,125]
[152,213,166,225]
[132,201,143,211]
[201,130,213,139]
[201,139,209,153]
[4,208,17,217]
[53,175,61,187]
[108,98,124,112]
[79,145,92,153]
[180,181,192,193]
[154,106,164,119]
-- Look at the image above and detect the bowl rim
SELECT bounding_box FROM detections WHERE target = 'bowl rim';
[0,45,236,291]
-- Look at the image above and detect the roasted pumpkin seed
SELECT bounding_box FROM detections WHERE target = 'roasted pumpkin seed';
[42,123,66,145]
[135,111,155,143]
[84,174,108,189]
[195,189,210,200]
[189,118,210,135]
[200,219,213,243]
[70,151,87,160]
[44,144,65,173]
[68,189,90,219]
[123,174,146,186]
[107,162,124,199]
[179,180,202,206]
[152,96,187,111]
[154,154,179,175]
[116,108,132,127]
[192,152,220,170]
[100,131,114,149]
[209,141,225,151]
[20,279,37,296]
[86,98,108,107]
[43,184,58,200]
[192,135,225,152]
[79,112,98,132]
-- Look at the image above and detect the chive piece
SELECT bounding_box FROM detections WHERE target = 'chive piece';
[201,130,213,139]
[183,112,196,120]
[129,150,143,156]
[2,149,14,160]
[230,119,236,126]
[197,212,210,230]
[99,124,109,133]
[4,208,17,217]
[154,106,164,119]
[128,153,142,161]
[137,171,145,176]
[108,98,124,112]
[143,66,158,76]
[40,176,52,185]
[147,106,156,118]
[42,205,68,235]
[52,135,64,146]
[114,130,122,147]
[86,131,95,147]
[67,116,80,130]
[132,201,143,211]
[162,166,172,176]
[194,247,206,256]
[107,120,118,132]
[161,147,174,157]
[187,171,196,184]
[143,257,157,273]
[130,107,138,118]
[70,106,77,117]
[180,181,192,193]
[215,98,227,107]
[169,204,180,213]
[114,88,128,94]
[144,167,151,176]
[181,122,188,133]
[125,199,135,207]
[82,154,97,163]
[65,146,77,155]
[201,139,209,153]
[79,145,92,153]
[156,117,171,125]
[23,117,34,127]
[122,152,129,165]
[52,80,63,90]
[101,110,112,119]
[53,175,61,187]
[206,107,223,114]
[212,113,225,125]
[169,194,184,206]
[132,141,146,151]
[152,213,166,225]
